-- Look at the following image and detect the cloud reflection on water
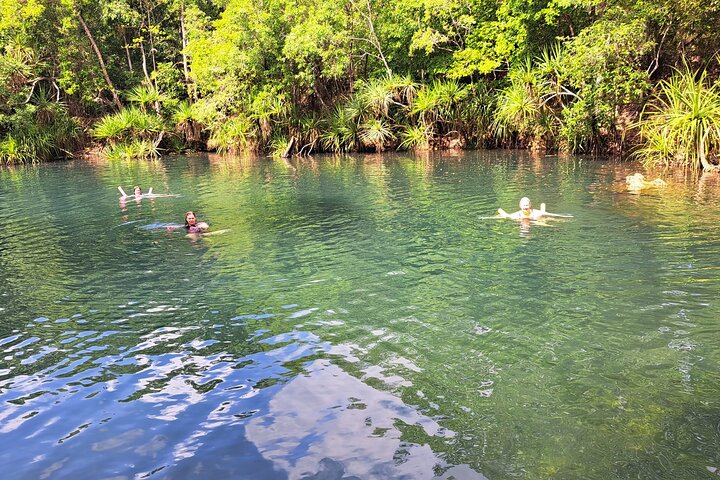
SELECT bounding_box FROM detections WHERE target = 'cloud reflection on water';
[245,359,487,480]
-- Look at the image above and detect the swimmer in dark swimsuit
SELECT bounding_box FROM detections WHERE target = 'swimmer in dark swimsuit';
[183,211,209,233]
[165,211,209,233]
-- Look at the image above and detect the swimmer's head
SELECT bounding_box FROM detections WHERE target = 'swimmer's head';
[519,197,531,211]
[133,186,142,196]
[184,211,197,226]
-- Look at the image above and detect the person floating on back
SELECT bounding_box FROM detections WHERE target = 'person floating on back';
[498,197,546,220]
[625,173,667,191]
[118,185,153,198]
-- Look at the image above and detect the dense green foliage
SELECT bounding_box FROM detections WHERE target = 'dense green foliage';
[1,0,719,166]
[635,65,720,170]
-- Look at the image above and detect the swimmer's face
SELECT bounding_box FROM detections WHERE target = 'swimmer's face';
[185,212,197,225]
[134,186,142,196]
[519,197,531,211]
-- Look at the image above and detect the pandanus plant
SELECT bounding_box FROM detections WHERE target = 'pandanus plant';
[359,118,395,152]
[635,65,720,171]
[408,79,469,148]
[320,103,360,153]
[126,84,165,114]
[493,58,554,150]
[251,92,289,148]
[93,107,166,159]
[207,115,257,154]
[353,75,418,152]
[93,107,165,145]
[0,87,79,164]
[172,101,204,147]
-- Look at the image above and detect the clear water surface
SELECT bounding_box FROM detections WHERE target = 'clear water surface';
[1,151,719,480]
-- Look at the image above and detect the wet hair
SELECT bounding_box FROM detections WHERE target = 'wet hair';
[184,211,196,228]
[133,186,142,194]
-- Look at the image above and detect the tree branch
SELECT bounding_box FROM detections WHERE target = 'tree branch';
[77,9,122,109]
[348,0,391,76]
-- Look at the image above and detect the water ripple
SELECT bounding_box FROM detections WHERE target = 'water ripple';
[2,155,720,479]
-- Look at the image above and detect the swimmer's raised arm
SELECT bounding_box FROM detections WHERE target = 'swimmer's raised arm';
[118,186,128,197]
[148,187,153,195]
[537,204,572,218]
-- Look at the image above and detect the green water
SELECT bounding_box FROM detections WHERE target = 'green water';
[1,152,719,479]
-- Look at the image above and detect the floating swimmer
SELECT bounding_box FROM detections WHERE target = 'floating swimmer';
[626,173,667,191]
[118,185,153,198]
[485,197,573,220]
[118,185,180,202]
[498,197,546,220]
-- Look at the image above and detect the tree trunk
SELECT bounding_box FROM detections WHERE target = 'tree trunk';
[123,30,133,72]
[564,14,575,36]
[144,1,158,77]
[361,0,391,76]
[699,135,717,170]
[282,136,296,158]
[346,3,355,90]
[139,39,151,84]
[78,10,122,109]
[179,3,194,101]
[349,0,391,77]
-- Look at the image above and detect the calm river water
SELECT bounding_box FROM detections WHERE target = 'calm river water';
[1,151,720,479]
